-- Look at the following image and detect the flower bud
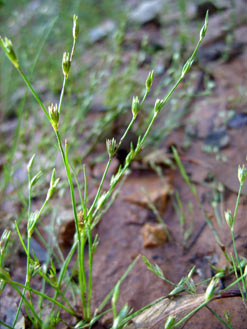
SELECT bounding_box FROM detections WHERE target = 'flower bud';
[164,315,176,329]
[0,230,11,257]
[181,58,193,78]
[146,70,154,91]
[205,277,218,302]
[62,52,71,79]
[112,280,120,308]
[106,138,117,158]
[154,99,163,116]
[238,165,247,185]
[0,36,19,69]
[48,103,59,131]
[224,210,233,229]
[200,11,209,41]
[131,96,140,119]
[73,15,79,40]
[27,154,36,173]
[46,168,60,201]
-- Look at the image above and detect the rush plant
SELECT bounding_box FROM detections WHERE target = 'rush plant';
[0,12,210,329]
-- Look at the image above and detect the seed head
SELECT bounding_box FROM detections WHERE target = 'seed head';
[73,15,79,40]
[0,36,19,69]
[224,209,233,229]
[154,99,163,116]
[106,138,117,158]
[131,96,140,119]
[48,103,59,131]
[146,70,154,91]
[205,277,218,302]
[238,165,247,185]
[164,315,176,329]
[46,168,60,201]
[62,52,71,79]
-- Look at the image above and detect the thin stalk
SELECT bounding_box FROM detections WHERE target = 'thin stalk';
[53,240,78,304]
[205,305,233,329]
[62,139,89,316]
[173,299,209,327]
[11,282,42,326]
[83,165,88,217]
[140,88,148,107]
[231,182,246,299]
[78,230,88,320]
[87,223,93,320]
[14,172,36,326]
[10,280,77,316]
[58,77,66,115]
[56,132,79,234]
[88,158,112,217]
[17,67,51,122]
[118,116,135,147]
[71,165,84,211]
[0,320,13,329]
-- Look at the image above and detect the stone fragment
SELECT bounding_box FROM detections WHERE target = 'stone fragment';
[123,173,172,213]
[204,129,229,150]
[89,20,116,43]
[228,113,247,129]
[142,223,167,248]
[129,0,164,25]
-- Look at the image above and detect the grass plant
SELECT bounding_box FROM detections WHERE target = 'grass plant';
[1,7,246,329]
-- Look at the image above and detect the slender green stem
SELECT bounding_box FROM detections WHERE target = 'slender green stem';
[14,172,35,327]
[205,305,233,329]
[79,230,88,319]
[87,223,93,319]
[58,77,66,115]
[53,240,78,302]
[140,88,148,107]
[17,67,51,123]
[83,165,88,217]
[118,116,135,147]
[11,282,42,326]
[56,132,79,234]
[0,320,13,329]
[174,299,209,327]
[10,280,77,316]
[88,158,112,217]
[231,183,246,298]
[233,183,242,225]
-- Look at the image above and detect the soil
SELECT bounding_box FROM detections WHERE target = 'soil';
[1,1,247,328]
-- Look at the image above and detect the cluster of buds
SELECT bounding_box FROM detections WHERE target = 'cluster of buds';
[106,138,117,158]
[48,103,59,131]
[0,36,19,69]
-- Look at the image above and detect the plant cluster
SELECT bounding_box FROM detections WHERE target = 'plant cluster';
[1,9,246,329]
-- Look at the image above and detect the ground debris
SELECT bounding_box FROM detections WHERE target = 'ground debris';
[125,293,206,329]
[142,223,167,248]
[123,172,173,213]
